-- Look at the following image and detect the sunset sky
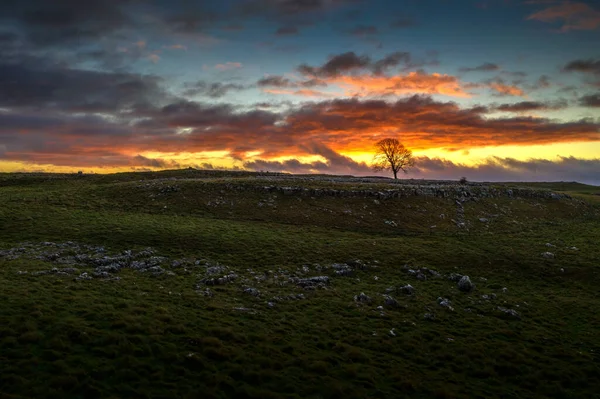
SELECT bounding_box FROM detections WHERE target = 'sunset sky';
[0,0,599,183]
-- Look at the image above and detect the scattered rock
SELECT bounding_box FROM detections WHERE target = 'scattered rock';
[448,273,463,282]
[457,275,474,292]
[354,292,371,303]
[424,313,435,321]
[497,306,520,319]
[541,252,555,259]
[383,295,400,308]
[244,287,260,297]
[399,284,415,295]
[437,297,454,311]
[296,276,329,289]
[76,272,92,281]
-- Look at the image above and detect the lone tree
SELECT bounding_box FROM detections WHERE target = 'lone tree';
[372,138,415,179]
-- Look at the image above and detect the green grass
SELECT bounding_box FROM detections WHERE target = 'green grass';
[1,170,600,398]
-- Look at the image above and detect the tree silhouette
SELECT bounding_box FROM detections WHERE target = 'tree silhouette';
[372,138,415,179]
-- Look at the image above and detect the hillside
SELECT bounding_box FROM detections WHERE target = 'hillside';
[1,170,599,398]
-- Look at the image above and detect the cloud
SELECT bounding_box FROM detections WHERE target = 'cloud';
[298,52,372,78]
[244,143,371,175]
[262,88,334,97]
[1,94,599,169]
[488,82,526,97]
[297,51,438,79]
[411,156,600,185]
[257,75,296,88]
[579,94,600,107]
[329,71,473,98]
[527,1,600,31]
[0,62,168,113]
[496,100,566,112]
[246,150,600,185]
[459,63,500,73]
[563,59,600,75]
[215,62,243,71]
[183,81,248,98]
[0,0,133,47]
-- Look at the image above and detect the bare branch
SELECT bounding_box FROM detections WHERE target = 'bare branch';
[370,138,415,179]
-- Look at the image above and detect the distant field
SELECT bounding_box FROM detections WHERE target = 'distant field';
[1,170,599,398]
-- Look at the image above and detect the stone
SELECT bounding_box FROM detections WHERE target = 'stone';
[244,287,260,297]
[479,218,489,223]
[399,284,415,295]
[437,297,454,311]
[354,292,371,303]
[416,272,427,281]
[424,313,435,321]
[541,252,555,259]
[296,276,329,288]
[457,275,474,292]
[76,272,93,281]
[448,273,463,282]
[497,306,520,319]
[383,295,399,308]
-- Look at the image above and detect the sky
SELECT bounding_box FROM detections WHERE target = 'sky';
[0,0,599,184]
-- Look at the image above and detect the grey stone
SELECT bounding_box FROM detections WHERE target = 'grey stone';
[437,297,454,311]
[541,252,555,259]
[296,276,329,288]
[244,287,260,297]
[400,284,415,295]
[458,275,474,292]
[354,292,371,303]
[497,306,520,319]
[383,295,400,307]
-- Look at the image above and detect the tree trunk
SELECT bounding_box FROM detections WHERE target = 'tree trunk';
[393,169,398,179]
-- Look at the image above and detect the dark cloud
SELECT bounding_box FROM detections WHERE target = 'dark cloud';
[183,81,248,98]
[257,75,327,88]
[298,51,371,77]
[297,51,419,78]
[496,100,566,112]
[0,63,168,113]
[244,143,371,175]
[563,59,600,75]
[0,0,133,47]
[257,76,296,88]
[579,94,600,107]
[372,52,411,75]
[532,74,551,90]
[412,156,600,186]
[246,150,600,186]
[459,62,500,73]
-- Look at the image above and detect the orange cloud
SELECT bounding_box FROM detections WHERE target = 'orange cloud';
[330,72,472,98]
[488,82,525,97]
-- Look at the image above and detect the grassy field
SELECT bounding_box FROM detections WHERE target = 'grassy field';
[1,170,599,398]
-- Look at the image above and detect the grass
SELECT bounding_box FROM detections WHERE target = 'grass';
[1,170,600,398]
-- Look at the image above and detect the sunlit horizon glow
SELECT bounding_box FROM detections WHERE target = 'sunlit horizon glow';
[0,0,599,184]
